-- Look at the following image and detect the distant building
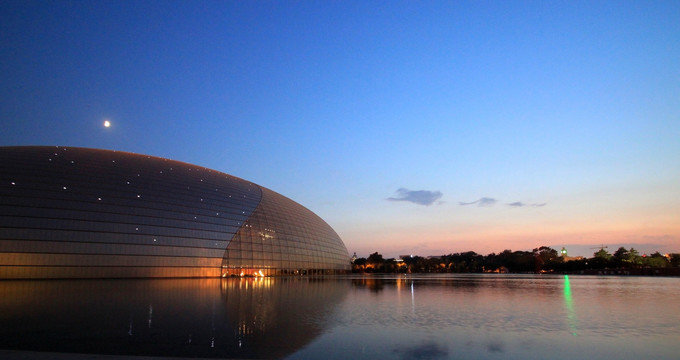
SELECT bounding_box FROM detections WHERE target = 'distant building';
[0,146,351,279]
[560,247,584,262]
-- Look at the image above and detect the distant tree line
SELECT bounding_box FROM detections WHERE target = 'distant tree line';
[351,246,680,274]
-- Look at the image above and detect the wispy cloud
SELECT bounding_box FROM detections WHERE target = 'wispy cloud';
[507,202,547,207]
[460,198,546,208]
[459,197,497,207]
[388,188,443,206]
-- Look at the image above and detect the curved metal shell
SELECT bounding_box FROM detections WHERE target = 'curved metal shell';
[0,146,350,279]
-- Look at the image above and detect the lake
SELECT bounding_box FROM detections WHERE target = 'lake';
[0,274,678,359]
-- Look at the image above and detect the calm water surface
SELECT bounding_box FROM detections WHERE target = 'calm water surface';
[0,274,678,359]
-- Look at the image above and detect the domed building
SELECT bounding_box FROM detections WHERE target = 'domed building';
[0,146,350,279]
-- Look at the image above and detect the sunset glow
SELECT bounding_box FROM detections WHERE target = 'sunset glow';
[1,1,678,258]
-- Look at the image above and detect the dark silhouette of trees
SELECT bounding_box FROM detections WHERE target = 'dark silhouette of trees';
[365,252,387,272]
[589,248,613,269]
[613,246,630,266]
[367,252,384,264]
[612,247,645,268]
[353,256,367,268]
[401,255,431,273]
[485,250,534,273]
[628,248,642,266]
[533,246,563,272]
[669,254,680,267]
[349,246,680,274]
[643,252,669,268]
[445,251,485,273]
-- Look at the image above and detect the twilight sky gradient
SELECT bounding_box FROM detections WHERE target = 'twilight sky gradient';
[2,1,679,257]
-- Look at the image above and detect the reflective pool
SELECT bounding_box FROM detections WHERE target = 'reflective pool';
[1,274,678,359]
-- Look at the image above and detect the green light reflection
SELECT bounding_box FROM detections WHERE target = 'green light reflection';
[563,275,578,336]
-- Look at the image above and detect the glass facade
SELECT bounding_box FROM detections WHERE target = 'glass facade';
[0,146,350,279]
[221,188,351,276]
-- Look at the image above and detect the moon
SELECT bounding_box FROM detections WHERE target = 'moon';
[103,120,111,128]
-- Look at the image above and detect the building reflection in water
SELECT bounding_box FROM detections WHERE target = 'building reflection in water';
[0,277,349,359]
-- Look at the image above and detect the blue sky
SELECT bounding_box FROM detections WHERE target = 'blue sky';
[2,0,679,257]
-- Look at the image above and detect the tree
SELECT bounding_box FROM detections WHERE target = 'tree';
[669,254,680,267]
[401,255,425,273]
[445,252,484,273]
[533,246,562,272]
[642,252,669,268]
[366,252,385,272]
[383,258,398,273]
[351,257,367,273]
[593,248,612,260]
[628,248,642,265]
[613,247,630,267]
[367,252,384,263]
[590,248,613,269]
[611,247,643,267]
